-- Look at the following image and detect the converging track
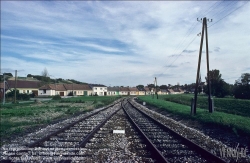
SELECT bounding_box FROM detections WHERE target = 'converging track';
[122,98,226,163]
[1,98,227,163]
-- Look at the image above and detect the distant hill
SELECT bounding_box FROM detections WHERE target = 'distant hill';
[25,74,88,85]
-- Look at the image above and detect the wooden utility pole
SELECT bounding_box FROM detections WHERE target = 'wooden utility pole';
[14,70,17,103]
[155,77,158,99]
[193,17,213,115]
[3,74,5,105]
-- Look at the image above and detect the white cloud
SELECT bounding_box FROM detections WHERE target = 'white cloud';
[1,1,249,86]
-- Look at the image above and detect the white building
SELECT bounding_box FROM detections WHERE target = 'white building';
[90,84,107,96]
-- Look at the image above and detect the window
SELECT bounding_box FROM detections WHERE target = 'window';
[100,88,102,90]
[27,90,29,93]
[43,89,46,93]
[95,88,97,90]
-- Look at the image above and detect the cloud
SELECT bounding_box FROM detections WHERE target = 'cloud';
[202,50,213,54]
[214,47,220,52]
[164,65,178,68]
[182,50,197,53]
[1,1,250,86]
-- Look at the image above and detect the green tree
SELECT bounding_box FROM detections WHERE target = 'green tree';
[159,85,168,89]
[136,85,144,90]
[204,69,230,98]
[3,73,13,77]
[234,73,250,99]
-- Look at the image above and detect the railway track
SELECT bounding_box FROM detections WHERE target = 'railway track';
[1,98,227,162]
[122,98,226,163]
[1,101,122,162]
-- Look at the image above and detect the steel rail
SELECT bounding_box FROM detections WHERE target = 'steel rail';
[128,98,227,163]
[122,99,169,163]
[59,105,122,163]
[77,106,122,147]
[27,102,119,148]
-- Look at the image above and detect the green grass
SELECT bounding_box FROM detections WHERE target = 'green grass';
[0,96,121,146]
[158,94,250,117]
[138,96,250,136]
[60,96,121,107]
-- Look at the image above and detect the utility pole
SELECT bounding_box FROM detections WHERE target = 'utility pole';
[3,74,5,105]
[14,70,17,104]
[155,77,158,99]
[193,17,213,115]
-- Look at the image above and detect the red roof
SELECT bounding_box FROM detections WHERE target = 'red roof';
[63,84,92,90]
[119,87,130,91]
[6,80,41,89]
[39,84,91,91]
[129,87,138,91]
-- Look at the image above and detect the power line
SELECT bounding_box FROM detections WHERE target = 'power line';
[208,1,249,28]
[159,1,223,76]
[158,34,198,78]
[209,1,237,19]
[202,1,224,17]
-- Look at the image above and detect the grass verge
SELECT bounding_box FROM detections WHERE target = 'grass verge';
[138,96,250,136]
[158,94,250,117]
[0,96,121,146]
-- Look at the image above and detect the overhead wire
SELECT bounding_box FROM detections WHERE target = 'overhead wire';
[209,1,237,19]
[157,1,219,79]
[208,1,249,28]
[164,35,197,73]
[202,1,224,17]
[157,34,198,78]
[155,1,249,83]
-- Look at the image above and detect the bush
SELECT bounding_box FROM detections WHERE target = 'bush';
[29,92,36,98]
[52,95,61,100]
[6,90,30,101]
[68,91,73,96]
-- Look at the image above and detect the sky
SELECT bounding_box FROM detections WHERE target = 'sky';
[1,1,250,87]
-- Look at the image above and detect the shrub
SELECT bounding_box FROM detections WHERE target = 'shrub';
[68,91,73,96]
[52,95,61,100]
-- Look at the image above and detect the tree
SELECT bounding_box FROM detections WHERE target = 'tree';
[159,85,168,89]
[234,73,250,99]
[41,68,50,84]
[136,85,144,90]
[204,69,230,98]
[3,73,13,77]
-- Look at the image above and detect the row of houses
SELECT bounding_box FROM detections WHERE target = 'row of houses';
[0,78,185,97]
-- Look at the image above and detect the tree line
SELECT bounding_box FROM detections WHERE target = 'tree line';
[2,68,249,100]
[137,70,250,100]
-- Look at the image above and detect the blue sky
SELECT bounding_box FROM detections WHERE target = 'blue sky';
[1,1,250,86]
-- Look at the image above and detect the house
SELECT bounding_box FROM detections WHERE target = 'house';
[107,87,120,96]
[160,89,169,95]
[6,79,41,96]
[144,87,151,95]
[129,87,139,96]
[178,88,185,94]
[39,84,67,96]
[137,87,145,95]
[119,87,130,95]
[64,84,92,96]
[151,87,161,95]
[90,84,107,96]
[38,83,92,96]
[168,89,177,94]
